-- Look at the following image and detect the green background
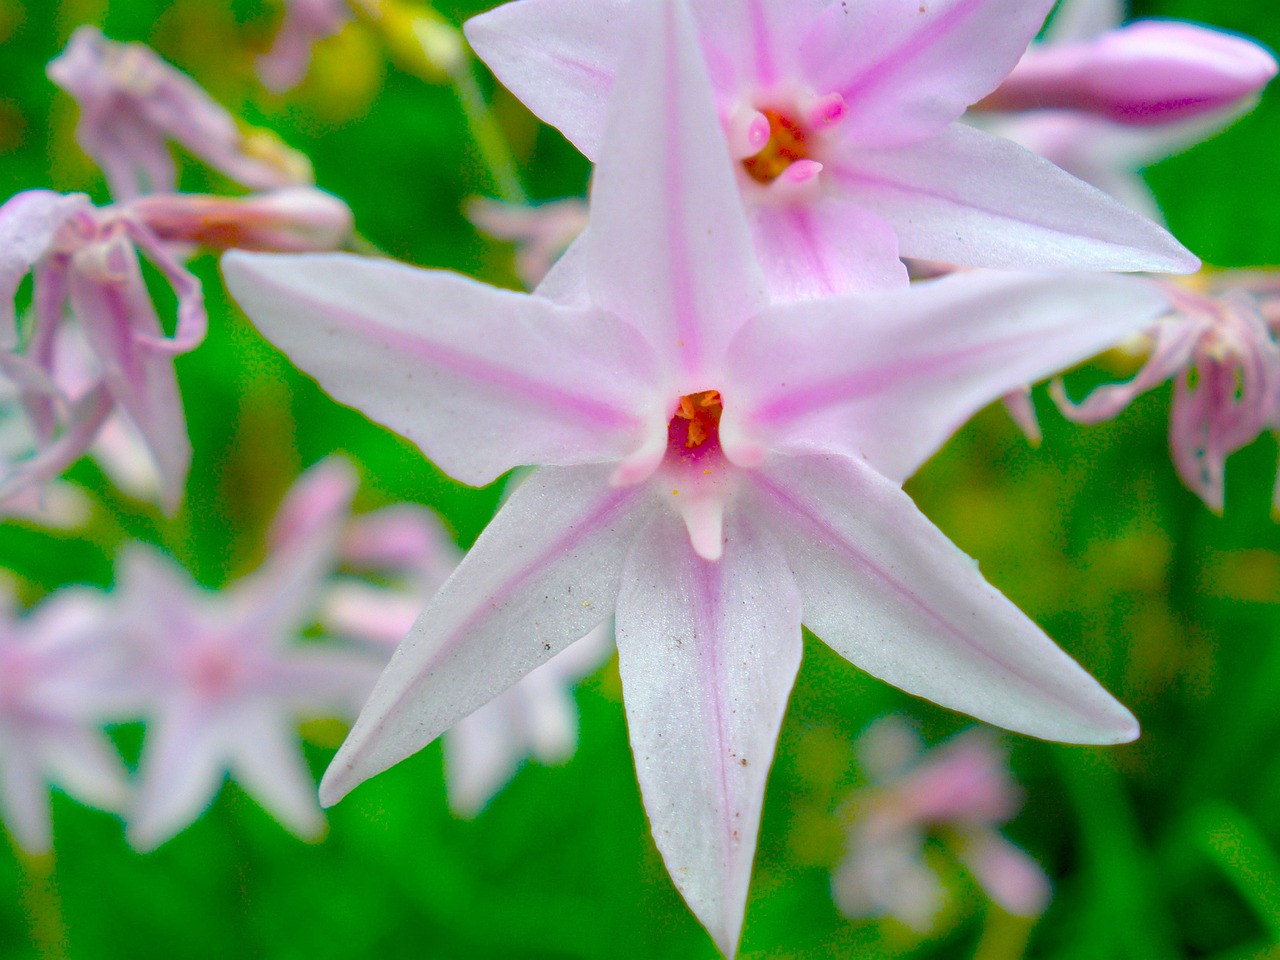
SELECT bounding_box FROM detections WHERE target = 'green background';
[1,0,1279,956]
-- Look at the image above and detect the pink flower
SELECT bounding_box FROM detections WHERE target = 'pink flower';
[465,0,1196,301]
[0,186,352,510]
[467,198,589,289]
[972,0,1276,221]
[0,586,130,855]
[114,462,384,851]
[48,27,312,201]
[1054,278,1280,514]
[258,0,352,94]
[224,2,1158,951]
[832,719,1050,931]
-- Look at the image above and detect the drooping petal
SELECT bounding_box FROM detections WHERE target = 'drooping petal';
[586,0,768,385]
[748,200,908,301]
[726,271,1168,482]
[752,453,1138,744]
[320,465,656,806]
[68,236,190,511]
[615,508,802,957]
[223,252,659,486]
[128,703,227,851]
[827,122,1198,274]
[0,191,89,347]
[226,703,325,839]
[39,725,129,812]
[0,737,52,855]
[464,0,626,159]
[802,0,1057,148]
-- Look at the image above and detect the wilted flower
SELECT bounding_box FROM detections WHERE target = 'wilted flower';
[49,27,312,201]
[467,198,589,289]
[832,719,1050,931]
[972,0,1277,220]
[258,0,353,94]
[225,2,1157,951]
[114,461,384,851]
[467,0,1195,300]
[0,585,130,855]
[1054,277,1280,513]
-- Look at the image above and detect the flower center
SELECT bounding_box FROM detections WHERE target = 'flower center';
[742,109,811,184]
[668,390,723,451]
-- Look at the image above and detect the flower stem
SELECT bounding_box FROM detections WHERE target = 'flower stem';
[448,61,529,205]
[15,849,70,960]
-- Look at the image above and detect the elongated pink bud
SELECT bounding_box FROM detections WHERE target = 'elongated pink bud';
[980,21,1278,125]
[131,187,353,253]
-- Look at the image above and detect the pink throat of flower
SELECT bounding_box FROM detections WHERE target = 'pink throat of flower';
[736,93,847,187]
[667,390,723,457]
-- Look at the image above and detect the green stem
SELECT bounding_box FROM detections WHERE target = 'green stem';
[16,849,70,960]
[449,61,529,206]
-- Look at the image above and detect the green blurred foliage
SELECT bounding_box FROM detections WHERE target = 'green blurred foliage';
[1,0,1280,957]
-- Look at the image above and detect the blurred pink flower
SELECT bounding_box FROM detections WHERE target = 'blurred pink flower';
[0,186,352,510]
[281,460,615,817]
[972,0,1276,221]
[258,0,352,94]
[467,198,589,289]
[0,586,130,855]
[1054,278,1280,513]
[466,0,1195,301]
[832,719,1050,931]
[114,462,384,851]
[48,27,312,201]
[226,2,1157,951]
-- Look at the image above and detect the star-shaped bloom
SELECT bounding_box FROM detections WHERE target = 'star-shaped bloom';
[465,0,1196,301]
[285,460,616,817]
[972,0,1277,220]
[1054,277,1280,513]
[115,466,383,851]
[225,2,1163,951]
[832,718,1050,931]
[258,0,353,94]
[0,585,129,855]
[48,27,312,201]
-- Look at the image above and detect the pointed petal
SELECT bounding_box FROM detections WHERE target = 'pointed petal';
[0,191,88,348]
[728,271,1168,481]
[691,0,829,90]
[615,508,802,956]
[443,700,524,818]
[464,0,625,160]
[828,123,1198,274]
[320,464,656,805]
[68,238,190,511]
[586,0,768,384]
[40,726,129,812]
[752,453,1138,744]
[128,704,227,851]
[223,252,659,486]
[0,739,52,855]
[226,705,325,840]
[803,0,1056,147]
[749,200,907,301]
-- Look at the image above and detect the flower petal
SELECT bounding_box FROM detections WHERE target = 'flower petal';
[464,0,625,159]
[319,464,656,806]
[752,452,1139,744]
[748,200,907,301]
[615,508,802,957]
[69,237,190,511]
[0,191,88,348]
[226,704,325,840]
[0,738,52,855]
[129,703,227,851]
[728,271,1168,482]
[802,0,1056,147]
[828,122,1198,273]
[691,0,829,91]
[222,251,659,486]
[586,0,768,386]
